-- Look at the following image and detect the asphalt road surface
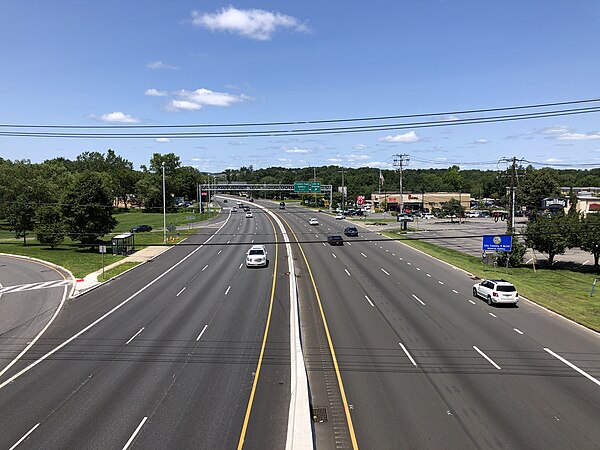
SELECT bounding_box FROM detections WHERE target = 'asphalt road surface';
[0,207,290,449]
[278,202,600,449]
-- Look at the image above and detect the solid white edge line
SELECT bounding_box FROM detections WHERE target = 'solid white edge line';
[126,327,145,345]
[514,328,524,334]
[365,295,374,307]
[0,212,233,390]
[176,286,186,297]
[225,285,231,295]
[9,423,40,450]
[544,347,600,386]
[399,343,417,367]
[473,346,501,370]
[411,294,425,306]
[196,324,209,341]
[381,268,390,276]
[122,416,148,450]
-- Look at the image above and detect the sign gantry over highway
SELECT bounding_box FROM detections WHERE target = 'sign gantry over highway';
[294,181,321,193]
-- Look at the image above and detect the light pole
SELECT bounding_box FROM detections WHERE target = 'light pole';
[162,162,166,244]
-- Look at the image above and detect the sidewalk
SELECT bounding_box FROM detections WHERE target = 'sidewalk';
[73,246,169,296]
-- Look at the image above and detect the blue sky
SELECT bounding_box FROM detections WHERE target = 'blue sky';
[1,1,600,172]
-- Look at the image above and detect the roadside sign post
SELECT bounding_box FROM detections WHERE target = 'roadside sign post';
[482,235,513,274]
[99,245,107,279]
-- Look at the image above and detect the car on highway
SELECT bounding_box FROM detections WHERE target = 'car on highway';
[335,213,345,220]
[223,199,228,203]
[327,235,344,246]
[243,205,250,211]
[246,244,268,267]
[279,202,285,209]
[473,279,519,306]
[130,224,152,233]
[309,218,319,226]
[344,226,358,237]
[245,211,253,218]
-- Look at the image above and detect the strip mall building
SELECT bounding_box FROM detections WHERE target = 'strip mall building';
[371,192,471,212]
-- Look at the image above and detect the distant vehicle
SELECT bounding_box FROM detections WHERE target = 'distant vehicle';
[130,225,152,233]
[279,202,285,209]
[237,201,243,207]
[473,279,519,306]
[327,235,344,246]
[249,198,254,202]
[246,244,267,267]
[245,211,253,218]
[335,214,345,220]
[423,213,435,220]
[465,210,479,218]
[231,207,237,212]
[243,206,250,211]
[344,227,358,237]
[223,199,228,203]
[309,218,319,226]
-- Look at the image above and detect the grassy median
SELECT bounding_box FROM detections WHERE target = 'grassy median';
[385,231,600,333]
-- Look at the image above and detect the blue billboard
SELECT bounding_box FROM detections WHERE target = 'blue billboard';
[482,235,513,252]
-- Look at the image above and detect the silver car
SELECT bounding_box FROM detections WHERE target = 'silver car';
[473,279,519,306]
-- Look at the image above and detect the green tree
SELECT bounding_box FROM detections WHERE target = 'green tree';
[579,213,600,269]
[440,198,463,223]
[517,167,560,213]
[35,205,65,248]
[524,214,570,265]
[62,172,116,246]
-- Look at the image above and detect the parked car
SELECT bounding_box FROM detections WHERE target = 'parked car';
[473,279,519,306]
[231,207,237,212]
[423,213,435,219]
[130,225,152,233]
[327,235,344,246]
[246,245,268,267]
[309,218,319,226]
[344,227,358,237]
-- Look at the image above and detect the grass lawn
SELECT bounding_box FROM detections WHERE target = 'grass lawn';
[99,261,141,281]
[0,210,217,279]
[384,231,600,332]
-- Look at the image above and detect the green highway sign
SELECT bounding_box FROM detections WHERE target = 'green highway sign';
[294,181,321,193]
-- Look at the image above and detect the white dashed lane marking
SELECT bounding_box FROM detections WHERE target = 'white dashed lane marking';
[361,252,367,258]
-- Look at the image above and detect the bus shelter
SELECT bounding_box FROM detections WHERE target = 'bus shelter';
[112,233,134,255]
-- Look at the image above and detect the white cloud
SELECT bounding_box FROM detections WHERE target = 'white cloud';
[557,131,600,141]
[98,111,140,123]
[163,88,249,111]
[144,88,168,97]
[167,100,202,111]
[378,131,420,143]
[147,61,179,70]
[544,158,564,163]
[368,161,394,168]
[278,158,292,163]
[190,6,309,41]
[283,147,310,154]
[327,158,342,163]
[539,125,573,135]
[353,144,367,150]
[472,138,489,144]
[156,138,170,143]
[346,154,370,162]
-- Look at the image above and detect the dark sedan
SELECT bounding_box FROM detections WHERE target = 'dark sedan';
[130,224,152,233]
[344,227,358,237]
[327,235,344,246]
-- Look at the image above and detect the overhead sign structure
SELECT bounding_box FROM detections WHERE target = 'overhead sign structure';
[294,181,321,193]
[482,235,513,252]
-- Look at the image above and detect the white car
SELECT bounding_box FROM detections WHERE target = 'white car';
[245,211,253,218]
[309,218,319,226]
[246,245,268,267]
[335,214,345,220]
[473,279,519,306]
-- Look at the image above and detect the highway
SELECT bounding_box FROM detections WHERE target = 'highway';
[0,205,291,449]
[1,198,599,449]
[278,201,600,449]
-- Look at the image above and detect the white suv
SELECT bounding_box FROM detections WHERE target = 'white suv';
[246,245,268,268]
[473,279,519,306]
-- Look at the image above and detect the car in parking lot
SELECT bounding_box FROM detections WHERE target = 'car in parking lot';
[245,211,253,218]
[246,244,268,267]
[335,213,345,220]
[327,235,344,246]
[473,279,519,306]
[344,226,358,237]
[309,218,319,226]
[231,207,237,212]
[130,224,152,233]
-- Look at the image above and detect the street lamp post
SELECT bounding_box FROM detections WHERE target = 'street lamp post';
[162,162,166,244]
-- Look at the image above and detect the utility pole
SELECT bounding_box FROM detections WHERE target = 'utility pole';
[314,167,317,208]
[393,154,410,214]
[499,156,522,235]
[162,162,166,244]
[338,167,346,211]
